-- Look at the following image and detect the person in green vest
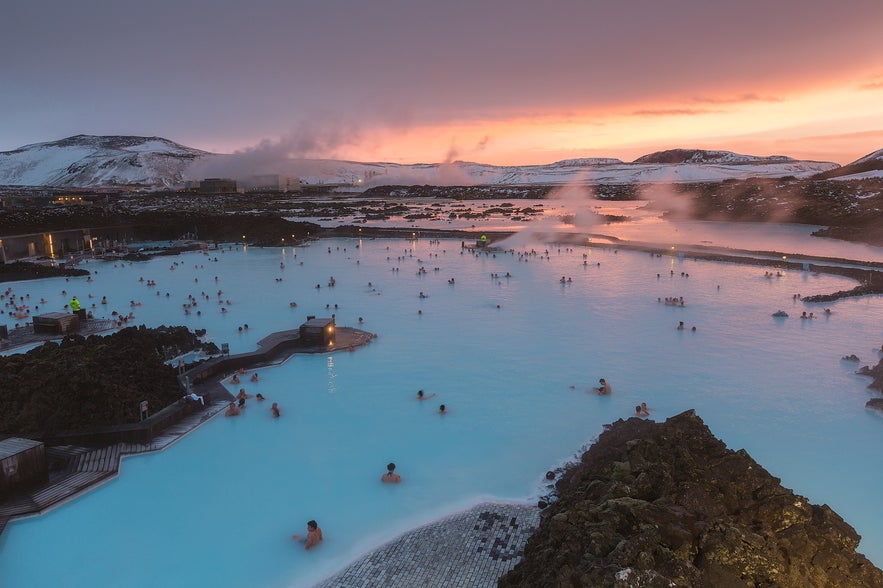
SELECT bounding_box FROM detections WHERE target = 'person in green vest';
[70,296,81,312]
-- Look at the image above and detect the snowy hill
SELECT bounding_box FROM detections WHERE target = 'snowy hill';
[634,149,793,165]
[815,148,883,180]
[0,135,208,188]
[0,136,848,189]
[276,151,838,187]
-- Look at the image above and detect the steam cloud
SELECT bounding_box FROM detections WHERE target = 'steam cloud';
[498,179,602,249]
[185,119,363,181]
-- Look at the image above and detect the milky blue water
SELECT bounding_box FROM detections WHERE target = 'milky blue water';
[1,234,882,588]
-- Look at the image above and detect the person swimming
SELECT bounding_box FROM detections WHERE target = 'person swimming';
[292,520,323,550]
[381,462,401,483]
[416,389,436,400]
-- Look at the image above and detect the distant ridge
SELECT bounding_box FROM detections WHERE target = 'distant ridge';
[633,148,794,165]
[0,135,866,189]
[814,148,883,180]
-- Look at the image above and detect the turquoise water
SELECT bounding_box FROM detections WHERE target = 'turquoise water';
[1,236,882,587]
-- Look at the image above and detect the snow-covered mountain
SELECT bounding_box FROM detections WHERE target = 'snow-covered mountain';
[0,135,850,189]
[814,148,883,180]
[0,135,208,188]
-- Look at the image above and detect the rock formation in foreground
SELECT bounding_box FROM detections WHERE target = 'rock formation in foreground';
[499,410,882,588]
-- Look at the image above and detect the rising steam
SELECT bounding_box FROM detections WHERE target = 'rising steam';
[185,119,363,181]
[498,181,602,249]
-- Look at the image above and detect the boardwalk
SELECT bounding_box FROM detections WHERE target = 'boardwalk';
[0,325,375,536]
[0,398,229,527]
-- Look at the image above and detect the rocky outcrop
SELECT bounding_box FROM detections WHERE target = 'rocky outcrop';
[858,357,883,394]
[499,410,882,588]
[0,260,89,283]
[0,325,216,437]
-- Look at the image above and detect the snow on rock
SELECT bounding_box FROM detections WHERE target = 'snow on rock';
[0,136,856,189]
[0,135,209,188]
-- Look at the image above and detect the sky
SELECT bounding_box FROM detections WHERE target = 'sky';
[2,0,883,166]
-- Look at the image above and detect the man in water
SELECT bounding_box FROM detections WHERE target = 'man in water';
[381,462,402,483]
[292,520,323,550]
[595,378,612,395]
[416,389,436,401]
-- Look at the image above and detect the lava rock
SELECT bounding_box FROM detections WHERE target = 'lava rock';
[499,410,883,588]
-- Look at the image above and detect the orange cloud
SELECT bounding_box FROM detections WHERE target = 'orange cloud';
[691,93,783,104]
[859,74,883,90]
[631,108,721,117]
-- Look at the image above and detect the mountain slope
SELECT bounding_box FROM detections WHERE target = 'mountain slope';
[0,136,849,188]
[0,135,209,188]
[814,148,883,180]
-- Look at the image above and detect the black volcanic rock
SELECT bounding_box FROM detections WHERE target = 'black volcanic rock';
[499,410,882,588]
[857,356,883,394]
[633,149,792,165]
[0,260,89,283]
[0,325,212,436]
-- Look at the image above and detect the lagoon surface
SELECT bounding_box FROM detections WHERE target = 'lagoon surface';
[1,224,882,587]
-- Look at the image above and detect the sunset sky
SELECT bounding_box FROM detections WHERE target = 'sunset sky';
[3,0,883,166]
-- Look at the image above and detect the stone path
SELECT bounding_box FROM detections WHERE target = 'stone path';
[314,503,539,588]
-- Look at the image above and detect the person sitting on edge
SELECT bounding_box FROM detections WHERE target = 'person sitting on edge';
[225,402,240,417]
[439,404,448,414]
[292,520,323,550]
[595,378,612,395]
[416,389,436,400]
[381,462,402,483]
[271,402,280,418]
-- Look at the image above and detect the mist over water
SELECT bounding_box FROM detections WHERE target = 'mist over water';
[498,183,601,248]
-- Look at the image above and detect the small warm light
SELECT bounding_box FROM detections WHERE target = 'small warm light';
[782,255,787,261]
[241,235,246,239]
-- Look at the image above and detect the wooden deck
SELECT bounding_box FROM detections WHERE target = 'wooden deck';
[0,325,376,537]
[0,398,228,531]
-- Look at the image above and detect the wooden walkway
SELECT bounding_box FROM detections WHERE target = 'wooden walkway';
[0,398,228,531]
[0,325,376,537]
